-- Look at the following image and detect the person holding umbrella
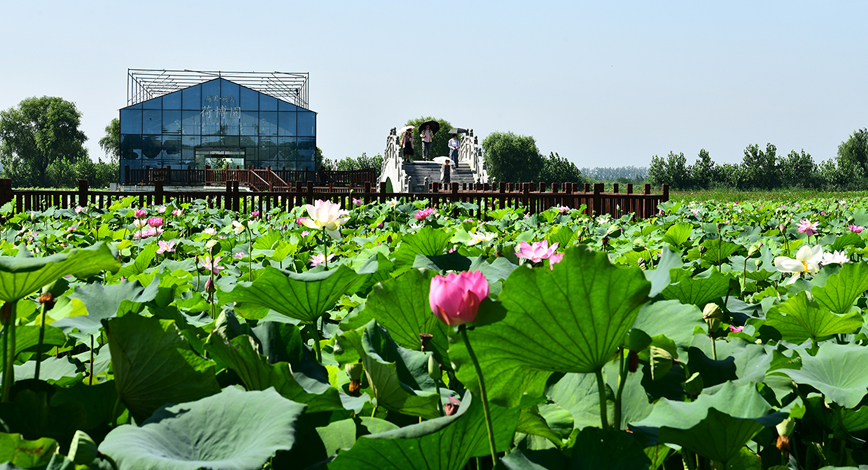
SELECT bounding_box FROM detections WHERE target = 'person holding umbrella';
[419,120,440,161]
[400,126,415,161]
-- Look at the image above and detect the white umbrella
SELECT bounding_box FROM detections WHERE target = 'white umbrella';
[397,125,415,135]
[433,156,456,167]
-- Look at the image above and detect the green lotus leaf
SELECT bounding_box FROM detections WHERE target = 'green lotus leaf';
[359,320,441,419]
[660,269,734,307]
[361,269,449,357]
[1,324,66,373]
[811,262,868,314]
[661,222,693,247]
[219,264,367,323]
[497,448,554,469]
[52,280,159,336]
[764,291,862,344]
[570,427,651,469]
[643,246,683,297]
[99,387,305,470]
[450,247,650,407]
[546,371,612,430]
[633,382,785,463]
[805,395,868,433]
[204,330,350,413]
[106,314,220,421]
[328,391,520,470]
[779,342,868,409]
[412,252,472,273]
[393,226,452,271]
[0,432,57,468]
[633,300,705,358]
[0,243,120,303]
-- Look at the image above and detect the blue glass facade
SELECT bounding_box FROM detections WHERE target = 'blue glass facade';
[119,78,316,183]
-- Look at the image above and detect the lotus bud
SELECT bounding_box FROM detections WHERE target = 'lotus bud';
[68,430,98,465]
[754,259,762,269]
[747,244,760,258]
[345,362,363,381]
[681,372,704,398]
[205,239,218,250]
[444,396,460,416]
[632,238,646,251]
[204,277,215,293]
[428,355,441,381]
[702,303,723,320]
[698,245,707,254]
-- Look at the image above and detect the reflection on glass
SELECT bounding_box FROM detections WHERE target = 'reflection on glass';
[143,110,161,134]
[163,110,182,134]
[260,94,277,111]
[183,85,201,109]
[241,111,258,135]
[240,86,258,111]
[298,112,315,137]
[278,112,296,136]
[182,110,201,135]
[120,110,142,134]
[259,112,278,136]
[142,96,161,109]
[163,91,182,109]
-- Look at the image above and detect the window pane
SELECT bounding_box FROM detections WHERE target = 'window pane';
[222,106,240,136]
[183,85,201,110]
[259,136,278,161]
[202,80,220,105]
[181,135,200,168]
[182,110,201,135]
[279,100,299,111]
[201,105,221,136]
[298,111,315,137]
[240,111,258,135]
[121,134,143,161]
[260,94,277,111]
[220,80,239,108]
[163,91,182,109]
[143,110,162,134]
[142,96,161,109]
[278,111,296,136]
[259,112,278,136]
[241,136,258,162]
[163,110,182,135]
[240,86,258,111]
[142,135,162,160]
[120,109,142,134]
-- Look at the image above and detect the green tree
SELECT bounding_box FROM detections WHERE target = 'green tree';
[99,118,120,163]
[482,131,544,183]
[779,149,817,189]
[646,152,690,189]
[404,117,454,161]
[538,152,584,184]
[740,143,780,190]
[323,152,384,173]
[688,148,715,189]
[0,96,87,187]
[314,147,324,169]
[837,128,868,173]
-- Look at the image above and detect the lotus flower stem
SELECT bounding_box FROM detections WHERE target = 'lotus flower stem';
[89,336,95,385]
[1,302,16,404]
[34,301,48,380]
[313,319,323,363]
[460,326,497,463]
[595,368,609,431]
[614,348,627,430]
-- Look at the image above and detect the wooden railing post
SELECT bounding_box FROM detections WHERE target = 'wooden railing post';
[155,181,164,205]
[643,184,651,219]
[225,181,233,211]
[124,165,130,184]
[584,183,591,192]
[612,183,619,194]
[78,180,88,208]
[451,182,458,203]
[662,184,670,202]
[379,182,387,204]
[593,183,603,217]
[0,179,12,209]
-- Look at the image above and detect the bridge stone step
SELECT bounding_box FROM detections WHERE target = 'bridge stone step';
[401,162,476,192]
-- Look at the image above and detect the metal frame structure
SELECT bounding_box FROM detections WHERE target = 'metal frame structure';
[127,69,310,109]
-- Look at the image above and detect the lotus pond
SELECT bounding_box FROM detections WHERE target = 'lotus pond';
[2,195,868,469]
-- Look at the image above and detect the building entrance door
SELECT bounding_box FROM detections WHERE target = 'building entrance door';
[195,147,245,169]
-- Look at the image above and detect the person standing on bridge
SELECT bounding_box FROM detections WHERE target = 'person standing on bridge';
[448,134,460,166]
[420,124,434,161]
[401,128,415,162]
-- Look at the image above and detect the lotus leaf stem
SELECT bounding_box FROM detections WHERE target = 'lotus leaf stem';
[460,325,497,464]
[1,302,16,404]
[594,368,609,431]
[34,302,47,381]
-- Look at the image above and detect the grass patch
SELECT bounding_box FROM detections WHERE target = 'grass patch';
[669,189,868,204]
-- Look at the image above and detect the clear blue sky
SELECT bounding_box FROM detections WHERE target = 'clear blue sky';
[2,1,865,169]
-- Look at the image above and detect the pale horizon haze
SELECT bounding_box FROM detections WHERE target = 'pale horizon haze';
[1,1,866,170]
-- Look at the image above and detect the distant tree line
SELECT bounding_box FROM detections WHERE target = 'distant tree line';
[321,152,384,172]
[646,129,868,191]
[580,166,648,183]
[0,96,118,188]
[481,131,584,184]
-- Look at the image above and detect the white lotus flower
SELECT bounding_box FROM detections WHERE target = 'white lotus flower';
[821,250,849,266]
[774,245,824,285]
[231,220,246,235]
[467,231,497,246]
[301,199,350,231]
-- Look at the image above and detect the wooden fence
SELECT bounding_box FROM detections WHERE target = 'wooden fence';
[125,166,377,189]
[0,179,669,220]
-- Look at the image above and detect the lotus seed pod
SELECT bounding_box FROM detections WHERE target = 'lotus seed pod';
[69,430,98,465]
[747,245,759,258]
[632,238,646,250]
[755,259,762,269]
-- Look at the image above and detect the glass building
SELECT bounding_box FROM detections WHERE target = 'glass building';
[119,70,315,184]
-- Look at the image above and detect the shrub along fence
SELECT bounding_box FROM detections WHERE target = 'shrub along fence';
[0,179,668,220]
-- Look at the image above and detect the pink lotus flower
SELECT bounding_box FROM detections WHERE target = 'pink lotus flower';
[156,206,166,214]
[172,209,184,216]
[556,206,570,214]
[148,217,163,228]
[429,271,489,327]
[549,252,564,270]
[251,211,260,217]
[301,199,350,231]
[133,227,163,239]
[414,207,436,219]
[352,198,362,206]
[156,240,176,254]
[729,325,744,333]
[691,209,700,217]
[296,217,308,225]
[309,253,335,267]
[74,206,84,213]
[200,255,223,274]
[203,227,217,236]
[301,231,310,237]
[797,219,818,237]
[444,396,461,416]
[515,240,559,263]
[376,222,383,228]
[233,252,245,259]
[134,209,147,219]
[849,225,864,233]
